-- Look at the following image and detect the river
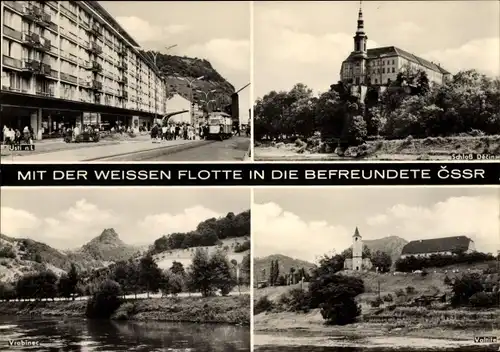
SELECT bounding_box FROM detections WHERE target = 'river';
[254,334,500,352]
[0,316,250,352]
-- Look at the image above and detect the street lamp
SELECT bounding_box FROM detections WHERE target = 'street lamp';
[177,76,204,125]
[196,89,216,112]
[200,99,217,112]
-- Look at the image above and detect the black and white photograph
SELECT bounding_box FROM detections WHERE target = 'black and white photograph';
[1,1,251,162]
[253,187,500,351]
[0,188,251,351]
[253,1,500,161]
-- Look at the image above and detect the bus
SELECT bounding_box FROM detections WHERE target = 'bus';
[207,112,233,140]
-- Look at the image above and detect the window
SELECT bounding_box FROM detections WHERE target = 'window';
[375,78,378,84]
[392,67,395,73]
[9,72,21,90]
[3,10,13,27]
[392,59,395,65]
[3,40,12,56]
[382,68,385,73]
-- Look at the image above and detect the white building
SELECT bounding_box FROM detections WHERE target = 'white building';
[343,227,373,271]
[400,236,476,259]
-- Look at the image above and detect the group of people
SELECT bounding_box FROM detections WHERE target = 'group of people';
[150,122,207,142]
[2,125,34,145]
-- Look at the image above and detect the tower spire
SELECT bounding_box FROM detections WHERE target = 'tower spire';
[357,1,365,34]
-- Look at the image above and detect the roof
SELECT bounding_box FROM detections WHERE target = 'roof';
[344,46,450,75]
[368,46,451,75]
[401,236,472,255]
[353,227,361,238]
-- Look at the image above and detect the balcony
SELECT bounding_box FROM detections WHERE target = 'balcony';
[22,4,42,21]
[91,80,103,91]
[118,76,128,85]
[20,59,41,74]
[35,63,52,76]
[118,61,128,70]
[118,47,127,56]
[89,23,102,37]
[120,91,128,99]
[89,61,103,73]
[37,13,52,28]
[36,87,55,97]
[22,32,52,52]
[89,43,102,55]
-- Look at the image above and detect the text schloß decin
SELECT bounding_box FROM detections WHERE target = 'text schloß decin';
[269,167,486,181]
[17,169,244,182]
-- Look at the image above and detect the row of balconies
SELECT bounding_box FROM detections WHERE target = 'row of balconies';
[22,32,51,52]
[21,59,52,76]
[22,3,52,29]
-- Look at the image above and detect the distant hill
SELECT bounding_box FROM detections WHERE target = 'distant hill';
[253,254,316,283]
[77,228,140,262]
[363,236,408,265]
[145,52,235,106]
[0,229,141,283]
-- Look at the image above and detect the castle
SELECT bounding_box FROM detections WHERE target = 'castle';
[340,2,452,87]
[343,227,372,271]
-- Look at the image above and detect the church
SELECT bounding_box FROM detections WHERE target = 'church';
[340,3,452,87]
[343,227,373,271]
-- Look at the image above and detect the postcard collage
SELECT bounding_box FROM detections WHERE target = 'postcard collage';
[0,1,499,351]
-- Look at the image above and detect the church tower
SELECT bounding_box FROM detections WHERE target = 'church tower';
[351,2,368,85]
[352,226,363,271]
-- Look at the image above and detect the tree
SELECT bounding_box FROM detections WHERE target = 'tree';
[170,261,185,276]
[139,253,162,298]
[209,250,235,296]
[188,248,214,297]
[371,251,392,273]
[451,273,484,307]
[240,254,251,286]
[86,279,122,319]
[67,263,79,300]
[269,260,275,286]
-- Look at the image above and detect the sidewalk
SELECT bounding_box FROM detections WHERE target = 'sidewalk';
[1,138,199,162]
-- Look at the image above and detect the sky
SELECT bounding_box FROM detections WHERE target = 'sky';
[1,188,250,250]
[254,1,500,99]
[100,1,251,119]
[254,187,500,263]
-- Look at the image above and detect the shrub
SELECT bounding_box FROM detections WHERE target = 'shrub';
[469,292,497,308]
[254,296,273,315]
[406,286,416,294]
[0,246,16,259]
[395,289,406,297]
[287,288,310,312]
[370,297,383,307]
[234,240,250,253]
[86,280,122,319]
[383,294,393,302]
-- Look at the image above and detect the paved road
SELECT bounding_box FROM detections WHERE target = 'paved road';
[142,136,251,161]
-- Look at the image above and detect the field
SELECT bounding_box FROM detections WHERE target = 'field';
[154,238,249,270]
[255,135,500,161]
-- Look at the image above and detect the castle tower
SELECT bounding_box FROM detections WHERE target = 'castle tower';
[352,226,363,271]
[351,1,368,85]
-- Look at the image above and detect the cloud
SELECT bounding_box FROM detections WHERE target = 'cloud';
[254,10,378,97]
[137,206,222,239]
[0,207,41,235]
[1,201,224,250]
[184,38,250,72]
[424,38,500,77]
[253,202,351,263]
[116,16,189,43]
[255,195,499,263]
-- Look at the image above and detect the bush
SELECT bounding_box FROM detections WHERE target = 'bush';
[254,296,273,315]
[234,240,250,253]
[0,246,16,259]
[469,292,498,308]
[370,297,383,307]
[444,276,452,285]
[287,288,310,312]
[86,280,122,319]
[383,294,393,302]
[406,286,416,294]
[395,289,406,297]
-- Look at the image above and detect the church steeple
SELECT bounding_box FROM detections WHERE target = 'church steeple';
[353,226,361,238]
[353,1,368,53]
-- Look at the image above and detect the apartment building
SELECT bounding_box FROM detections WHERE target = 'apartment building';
[1,0,167,139]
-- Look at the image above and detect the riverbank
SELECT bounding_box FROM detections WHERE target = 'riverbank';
[254,135,500,161]
[0,295,250,325]
[254,309,500,341]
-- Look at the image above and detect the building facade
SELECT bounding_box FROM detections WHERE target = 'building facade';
[343,227,373,271]
[340,5,451,87]
[1,0,167,139]
[400,236,476,259]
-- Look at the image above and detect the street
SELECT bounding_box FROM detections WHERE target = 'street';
[0,136,250,162]
[109,136,251,162]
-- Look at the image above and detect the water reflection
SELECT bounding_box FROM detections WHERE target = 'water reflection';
[0,316,249,352]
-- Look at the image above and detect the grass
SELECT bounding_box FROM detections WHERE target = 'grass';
[0,295,250,325]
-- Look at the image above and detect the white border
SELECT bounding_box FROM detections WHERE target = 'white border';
[249,0,255,163]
